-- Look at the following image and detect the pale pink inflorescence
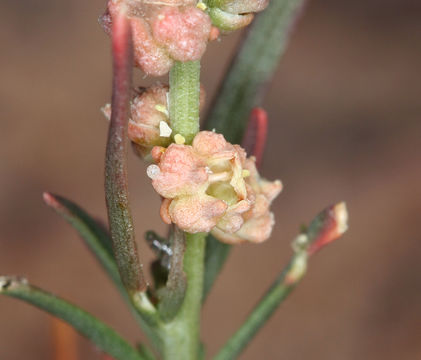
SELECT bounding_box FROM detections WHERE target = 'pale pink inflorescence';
[103,83,206,159]
[147,131,282,244]
[128,84,171,158]
[101,0,213,76]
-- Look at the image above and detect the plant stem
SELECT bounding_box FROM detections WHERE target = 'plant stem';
[156,60,204,358]
[213,203,348,359]
[169,60,201,144]
[213,254,305,360]
[160,233,206,359]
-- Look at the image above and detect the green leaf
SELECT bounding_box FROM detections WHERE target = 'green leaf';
[42,194,162,351]
[203,0,306,301]
[205,0,306,143]
[0,277,144,360]
[43,193,124,296]
[105,12,146,293]
[158,227,187,322]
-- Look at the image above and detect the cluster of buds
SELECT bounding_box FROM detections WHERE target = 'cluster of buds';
[100,0,269,76]
[101,0,215,76]
[146,131,282,244]
[103,83,206,160]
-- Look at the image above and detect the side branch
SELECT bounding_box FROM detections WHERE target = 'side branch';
[214,203,348,360]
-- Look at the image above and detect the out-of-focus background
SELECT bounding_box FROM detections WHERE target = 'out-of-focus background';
[1,0,421,359]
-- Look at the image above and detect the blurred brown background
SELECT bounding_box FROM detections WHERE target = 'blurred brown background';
[1,0,421,359]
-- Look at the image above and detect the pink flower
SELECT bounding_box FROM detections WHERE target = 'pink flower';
[147,131,282,243]
[100,0,212,76]
[128,84,171,159]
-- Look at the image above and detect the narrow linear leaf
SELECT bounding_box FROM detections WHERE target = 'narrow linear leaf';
[105,10,146,293]
[205,0,306,143]
[158,226,187,321]
[213,203,348,360]
[42,195,162,351]
[203,0,306,300]
[43,193,124,296]
[0,277,144,360]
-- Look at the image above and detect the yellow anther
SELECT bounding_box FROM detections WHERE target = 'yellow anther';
[242,169,250,178]
[197,2,207,10]
[174,134,186,144]
[155,104,169,117]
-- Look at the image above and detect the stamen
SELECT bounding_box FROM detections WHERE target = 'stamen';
[174,134,186,144]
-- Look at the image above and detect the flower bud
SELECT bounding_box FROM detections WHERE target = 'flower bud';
[103,83,206,160]
[208,8,254,32]
[307,202,348,255]
[101,0,213,76]
[128,84,172,159]
[207,0,269,32]
[218,0,269,14]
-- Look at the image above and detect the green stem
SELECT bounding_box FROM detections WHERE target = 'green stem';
[160,233,206,359]
[169,61,201,144]
[214,202,348,359]
[213,253,306,360]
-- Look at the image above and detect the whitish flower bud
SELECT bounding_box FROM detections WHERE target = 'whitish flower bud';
[147,131,282,243]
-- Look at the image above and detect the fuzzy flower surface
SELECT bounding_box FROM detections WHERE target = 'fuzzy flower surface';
[147,131,282,244]
[101,0,213,76]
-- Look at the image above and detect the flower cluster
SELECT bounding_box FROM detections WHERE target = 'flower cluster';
[101,0,214,76]
[100,0,270,76]
[103,83,206,159]
[146,131,282,244]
